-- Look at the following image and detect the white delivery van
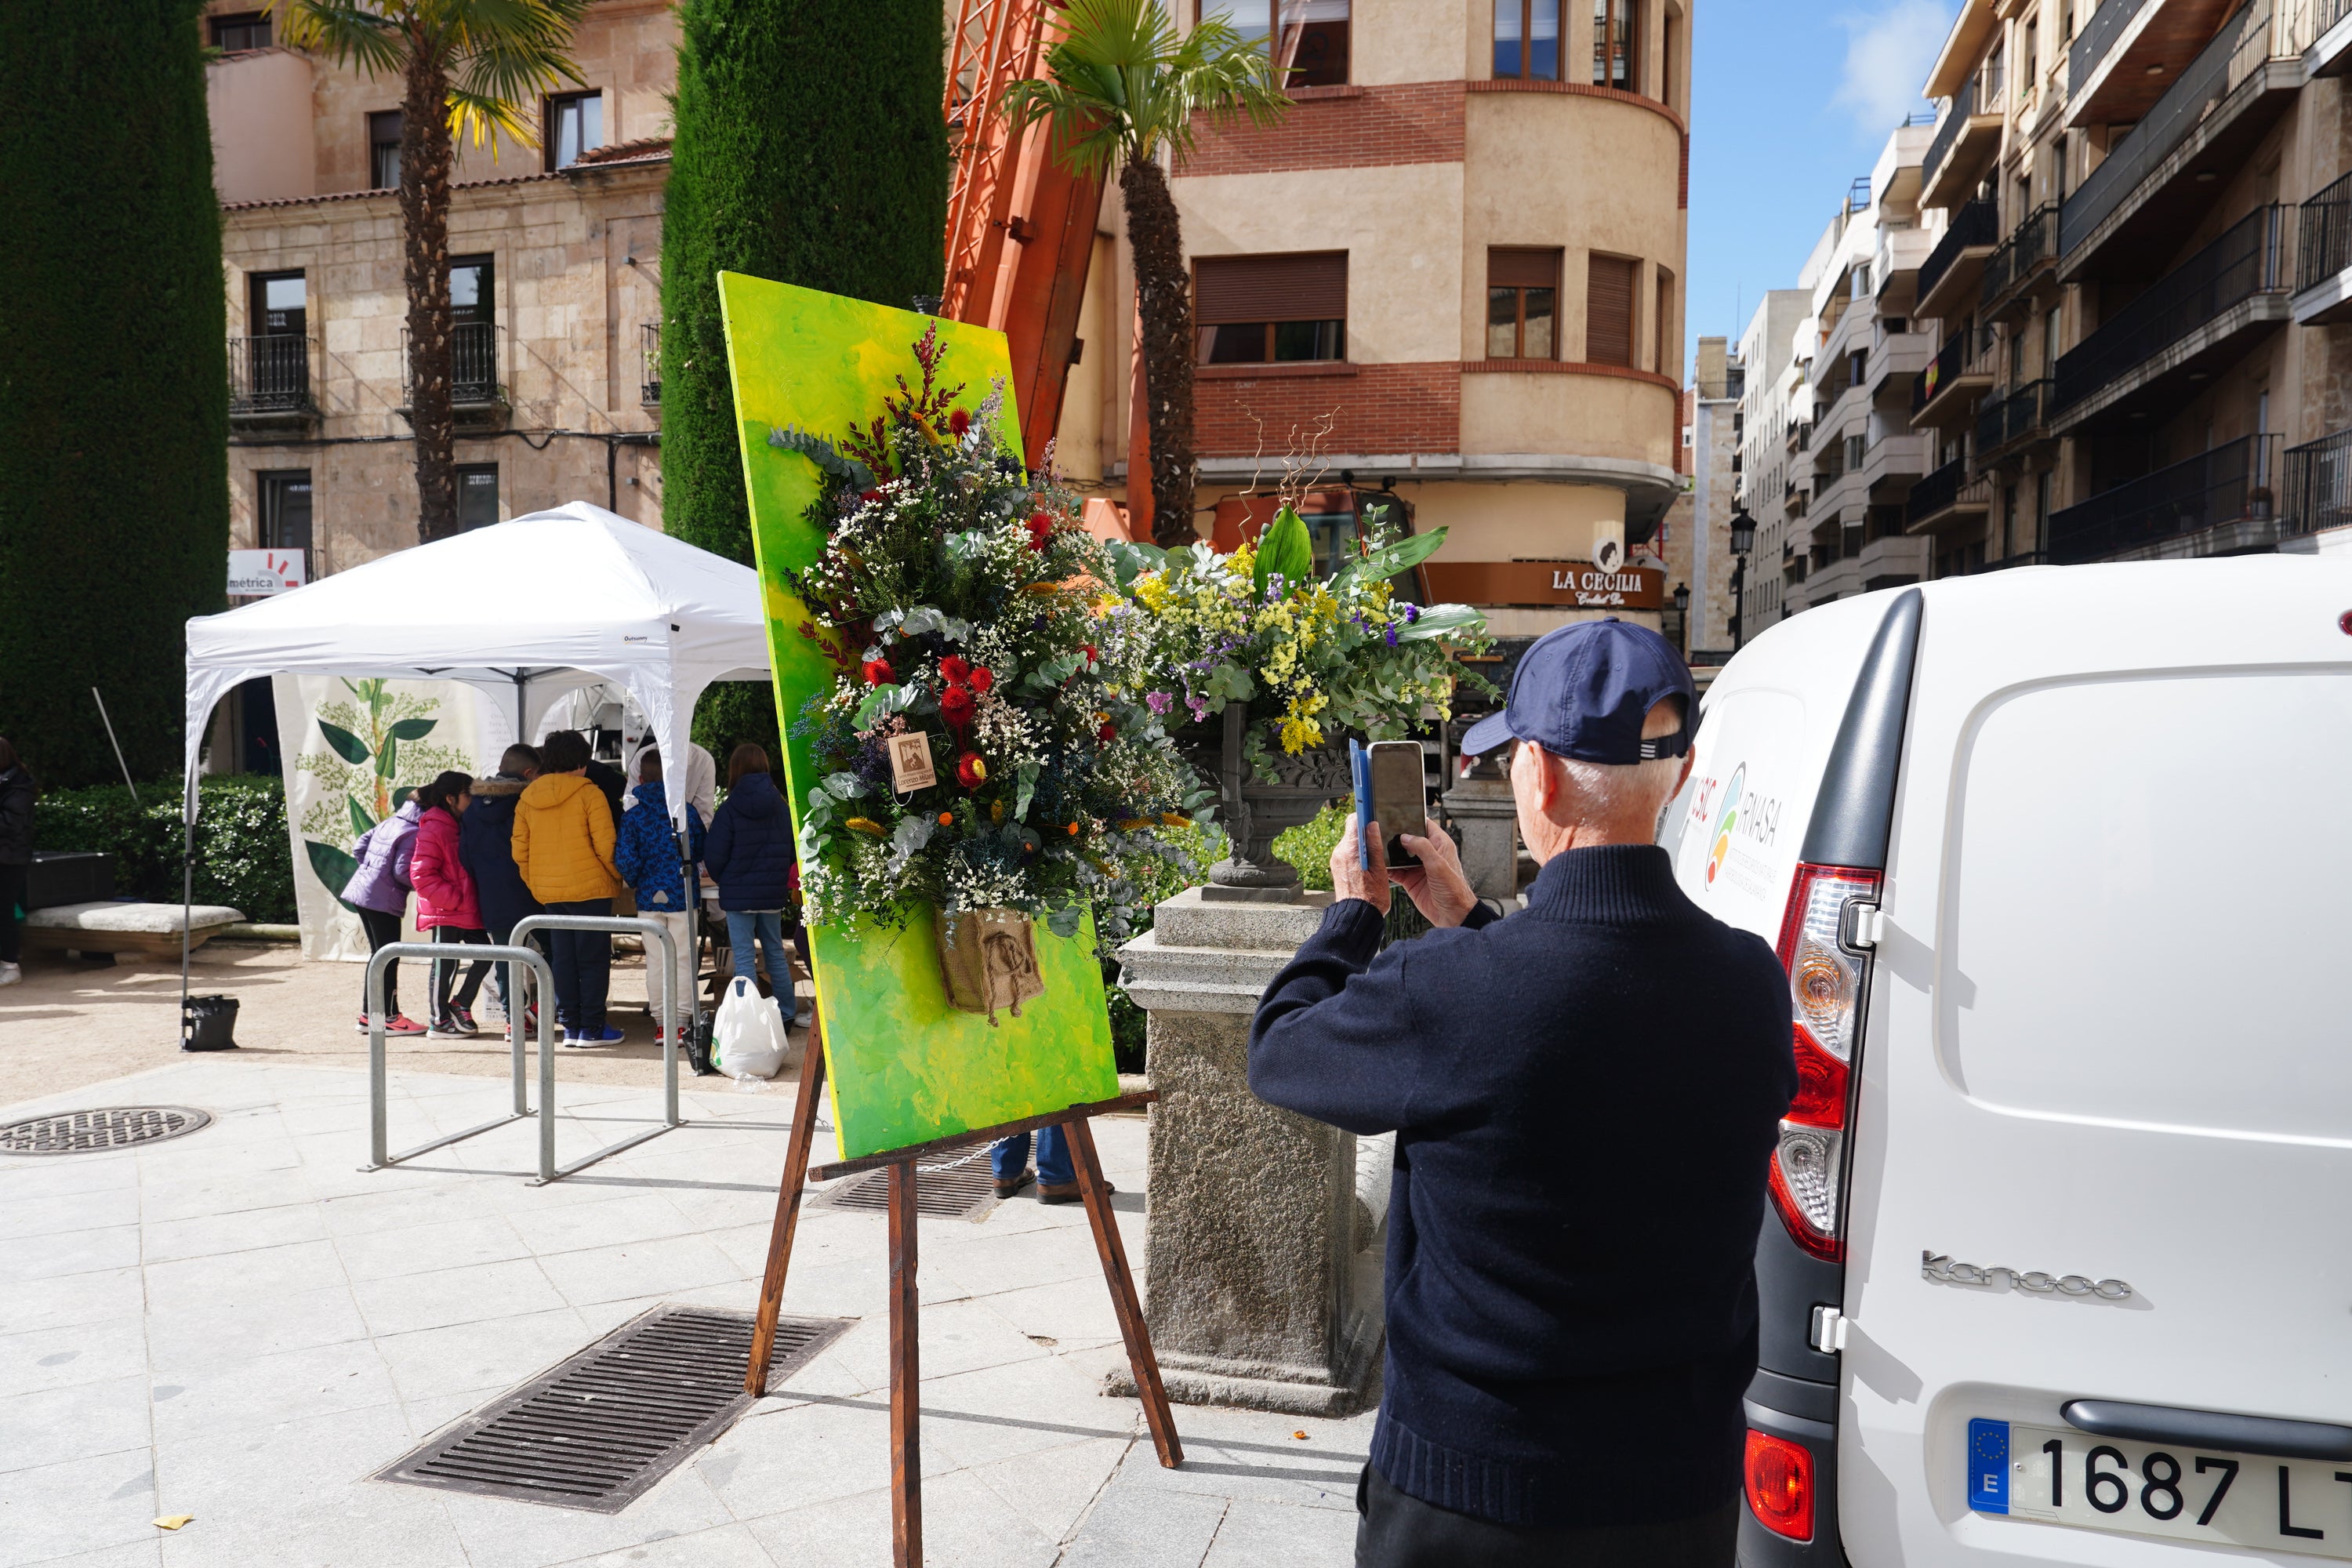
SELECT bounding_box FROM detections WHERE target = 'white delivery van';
[1662,558,2352,1566]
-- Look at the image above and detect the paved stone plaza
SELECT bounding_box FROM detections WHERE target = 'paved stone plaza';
[0,1058,1370,1567]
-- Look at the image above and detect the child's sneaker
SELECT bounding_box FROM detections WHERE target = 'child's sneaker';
[0,960,21,987]
[574,1026,625,1047]
[383,1014,427,1036]
[450,1007,479,1035]
[426,1012,471,1040]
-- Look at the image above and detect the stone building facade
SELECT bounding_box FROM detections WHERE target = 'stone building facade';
[203,0,674,580]
[1059,0,1695,637]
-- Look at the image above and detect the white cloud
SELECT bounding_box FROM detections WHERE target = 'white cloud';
[1831,0,1955,140]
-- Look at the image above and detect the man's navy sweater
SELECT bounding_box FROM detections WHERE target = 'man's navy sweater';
[1249,844,1795,1530]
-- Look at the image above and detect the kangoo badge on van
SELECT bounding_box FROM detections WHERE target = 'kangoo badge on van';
[1662,558,2352,1566]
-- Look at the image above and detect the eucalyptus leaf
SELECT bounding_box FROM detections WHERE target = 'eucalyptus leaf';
[1014,760,1040,822]
[824,771,869,800]
[891,814,935,858]
[1046,905,1083,939]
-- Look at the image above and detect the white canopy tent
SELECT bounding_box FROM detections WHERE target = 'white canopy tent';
[183,502,771,827]
[177,503,774,1029]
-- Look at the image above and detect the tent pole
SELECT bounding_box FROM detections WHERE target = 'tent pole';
[514,671,528,753]
[178,804,194,1048]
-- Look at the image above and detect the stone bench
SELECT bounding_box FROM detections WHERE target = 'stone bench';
[24,902,247,960]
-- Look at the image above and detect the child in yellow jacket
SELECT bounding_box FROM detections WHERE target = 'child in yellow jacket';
[512,730,623,1044]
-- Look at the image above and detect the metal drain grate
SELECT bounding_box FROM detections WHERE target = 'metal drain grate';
[0,1106,212,1156]
[818,1149,1000,1220]
[379,1305,851,1512]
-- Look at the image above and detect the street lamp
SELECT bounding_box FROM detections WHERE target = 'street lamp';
[1669,581,1691,655]
[1727,510,1755,653]
[1729,510,1757,558]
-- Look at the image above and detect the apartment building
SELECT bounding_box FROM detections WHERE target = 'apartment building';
[1909,0,2352,574]
[1733,287,1811,637]
[202,1,673,580]
[1058,0,1694,636]
[1682,335,1741,659]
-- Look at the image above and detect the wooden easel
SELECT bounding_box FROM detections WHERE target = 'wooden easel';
[745,1011,1183,1566]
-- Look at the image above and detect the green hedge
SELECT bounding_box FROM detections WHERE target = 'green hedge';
[32,776,294,923]
[0,0,227,787]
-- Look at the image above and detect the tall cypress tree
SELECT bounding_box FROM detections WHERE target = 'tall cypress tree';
[0,0,229,787]
[662,0,948,764]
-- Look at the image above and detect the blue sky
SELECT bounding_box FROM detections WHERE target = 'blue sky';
[1687,0,1958,360]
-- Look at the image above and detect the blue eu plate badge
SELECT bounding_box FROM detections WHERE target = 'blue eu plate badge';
[1967,1418,2009,1515]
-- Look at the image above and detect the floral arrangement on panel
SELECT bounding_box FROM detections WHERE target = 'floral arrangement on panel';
[1102,504,1494,776]
[776,328,1214,945]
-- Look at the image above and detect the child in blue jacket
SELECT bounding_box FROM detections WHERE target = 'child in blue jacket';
[612,749,705,1044]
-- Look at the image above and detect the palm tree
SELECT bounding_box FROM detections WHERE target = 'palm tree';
[270,1,589,543]
[1003,0,1287,548]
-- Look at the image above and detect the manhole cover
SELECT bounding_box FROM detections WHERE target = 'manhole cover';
[379,1305,851,1512]
[815,1149,1000,1220]
[0,1106,212,1156]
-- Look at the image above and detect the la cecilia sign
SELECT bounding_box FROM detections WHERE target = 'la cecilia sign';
[1421,559,1665,611]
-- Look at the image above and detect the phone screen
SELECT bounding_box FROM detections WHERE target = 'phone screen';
[1367,741,1427,869]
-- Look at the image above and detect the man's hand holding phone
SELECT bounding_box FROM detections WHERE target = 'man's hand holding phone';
[1332,812,1479,928]
[1331,814,1392,915]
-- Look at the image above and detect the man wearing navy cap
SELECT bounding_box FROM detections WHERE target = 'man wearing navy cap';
[1251,619,1795,1566]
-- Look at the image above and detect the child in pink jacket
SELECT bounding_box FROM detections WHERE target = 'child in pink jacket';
[411,771,492,1038]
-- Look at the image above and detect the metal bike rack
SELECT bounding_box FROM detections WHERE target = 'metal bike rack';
[365,942,554,1171]
[507,913,684,1185]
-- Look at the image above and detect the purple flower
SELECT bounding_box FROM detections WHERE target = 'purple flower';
[1405,604,1421,624]
[1384,623,1399,648]
[1186,695,1210,719]
[1145,691,1173,715]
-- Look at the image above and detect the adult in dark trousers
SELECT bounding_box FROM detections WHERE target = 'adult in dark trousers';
[512,729,622,1046]
[0,736,38,988]
[1250,619,1796,1568]
[460,744,543,1037]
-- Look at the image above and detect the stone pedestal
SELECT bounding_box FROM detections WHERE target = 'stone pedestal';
[1442,764,1520,901]
[1113,888,1383,1415]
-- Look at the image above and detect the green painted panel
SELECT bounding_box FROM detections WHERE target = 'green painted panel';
[716,274,1119,1159]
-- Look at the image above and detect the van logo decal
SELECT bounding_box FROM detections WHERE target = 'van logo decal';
[1923,1250,2133,1301]
[1706,766,1744,885]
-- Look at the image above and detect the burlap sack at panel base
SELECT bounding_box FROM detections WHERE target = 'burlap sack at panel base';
[935,909,1045,1026]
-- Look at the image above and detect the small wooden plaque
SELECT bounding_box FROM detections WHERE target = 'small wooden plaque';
[887,731,937,792]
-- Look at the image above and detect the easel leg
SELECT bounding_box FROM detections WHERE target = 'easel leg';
[1066,1118,1183,1468]
[888,1158,924,1566]
[745,1013,829,1396]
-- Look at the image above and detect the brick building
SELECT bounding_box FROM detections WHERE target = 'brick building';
[1055,0,1695,637]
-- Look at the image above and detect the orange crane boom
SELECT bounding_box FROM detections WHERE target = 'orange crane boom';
[942,0,1105,472]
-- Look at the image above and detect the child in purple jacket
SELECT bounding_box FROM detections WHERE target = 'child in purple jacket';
[343,797,425,1035]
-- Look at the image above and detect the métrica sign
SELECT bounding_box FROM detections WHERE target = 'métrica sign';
[1421,561,1665,610]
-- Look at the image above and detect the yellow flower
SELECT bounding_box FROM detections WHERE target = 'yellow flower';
[844,817,887,837]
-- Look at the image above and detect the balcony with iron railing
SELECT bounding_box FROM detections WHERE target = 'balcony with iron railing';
[2046,432,2282,561]
[2060,0,2306,277]
[641,322,661,406]
[1922,69,2005,213]
[1911,323,1999,427]
[1976,379,2055,462]
[2051,204,2288,429]
[2312,0,2352,73]
[2284,425,2352,537]
[1917,197,2001,319]
[228,335,316,423]
[1981,203,2062,318]
[2292,167,2352,324]
[1906,452,1994,532]
[399,322,508,423]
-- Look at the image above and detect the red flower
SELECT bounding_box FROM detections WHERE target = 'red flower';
[956,751,987,789]
[860,488,882,503]
[1081,644,1098,666]
[862,658,894,686]
[1097,720,1116,745]
[938,655,971,684]
[939,683,976,727]
[949,408,971,436]
[968,666,994,694]
[1025,513,1052,551]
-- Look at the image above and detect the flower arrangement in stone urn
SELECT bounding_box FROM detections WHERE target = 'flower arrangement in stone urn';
[1102,503,1492,898]
[777,328,1213,1017]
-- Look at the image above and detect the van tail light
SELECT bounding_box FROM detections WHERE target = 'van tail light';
[1745,1428,1817,1541]
[1767,863,1882,1262]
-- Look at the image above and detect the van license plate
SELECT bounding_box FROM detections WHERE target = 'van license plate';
[1969,1419,2352,1559]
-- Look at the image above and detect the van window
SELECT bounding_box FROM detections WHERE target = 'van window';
[1944,671,2352,1138]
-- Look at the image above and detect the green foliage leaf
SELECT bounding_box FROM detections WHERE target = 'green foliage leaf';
[768,424,879,492]
[376,735,400,778]
[1102,539,1167,588]
[1395,604,1487,642]
[305,840,362,912]
[1045,904,1083,940]
[384,717,437,742]
[347,796,376,839]
[318,721,369,766]
[1352,525,1448,584]
[852,684,918,729]
[1014,760,1040,822]
[1253,504,1312,601]
[823,771,869,800]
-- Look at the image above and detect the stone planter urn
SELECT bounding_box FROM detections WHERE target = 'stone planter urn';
[1199,702,1352,904]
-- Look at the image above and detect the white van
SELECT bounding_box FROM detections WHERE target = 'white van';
[1662,558,2352,1566]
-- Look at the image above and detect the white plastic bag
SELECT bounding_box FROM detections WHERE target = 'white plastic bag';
[713,976,789,1080]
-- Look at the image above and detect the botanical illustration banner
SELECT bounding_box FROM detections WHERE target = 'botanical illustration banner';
[716,273,1118,1160]
[274,673,491,960]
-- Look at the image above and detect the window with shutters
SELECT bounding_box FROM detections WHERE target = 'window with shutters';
[1586,253,1637,367]
[1194,252,1348,364]
[1486,248,1561,359]
[1204,2,1350,88]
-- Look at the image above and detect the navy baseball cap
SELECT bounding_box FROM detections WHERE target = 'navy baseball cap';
[1459,617,1696,764]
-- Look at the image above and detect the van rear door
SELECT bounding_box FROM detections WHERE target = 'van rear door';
[1842,557,2352,1566]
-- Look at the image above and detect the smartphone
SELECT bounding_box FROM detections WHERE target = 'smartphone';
[1364,740,1428,869]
